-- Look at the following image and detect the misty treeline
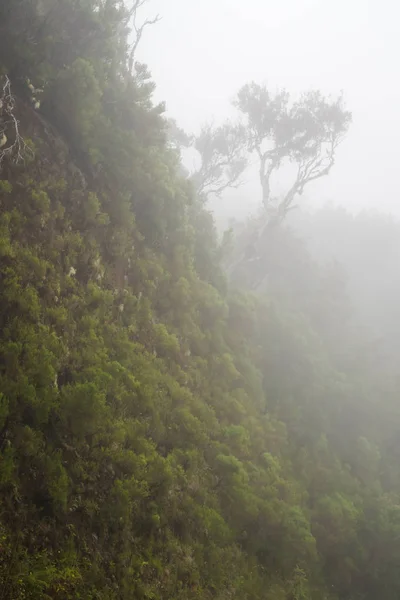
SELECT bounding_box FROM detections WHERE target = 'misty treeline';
[0,2,400,600]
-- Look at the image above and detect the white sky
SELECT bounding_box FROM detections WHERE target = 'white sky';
[140,0,400,221]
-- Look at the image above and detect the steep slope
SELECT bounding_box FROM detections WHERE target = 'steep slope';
[0,85,315,600]
[1,2,400,600]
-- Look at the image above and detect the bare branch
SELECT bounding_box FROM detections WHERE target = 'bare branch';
[0,76,30,170]
[126,0,161,74]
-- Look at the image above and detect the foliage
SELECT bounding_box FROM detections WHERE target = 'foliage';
[235,83,351,220]
[190,121,248,199]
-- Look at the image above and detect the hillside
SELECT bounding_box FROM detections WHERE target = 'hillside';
[1,2,400,600]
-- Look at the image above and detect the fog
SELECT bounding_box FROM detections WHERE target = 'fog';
[141,0,400,222]
[139,0,400,358]
[5,2,400,594]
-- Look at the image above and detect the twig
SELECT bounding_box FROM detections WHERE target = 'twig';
[0,76,30,169]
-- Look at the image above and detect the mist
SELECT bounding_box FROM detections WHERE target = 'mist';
[141,0,400,221]
[3,1,400,597]
[139,0,400,352]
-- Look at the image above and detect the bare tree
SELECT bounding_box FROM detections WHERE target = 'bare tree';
[125,0,161,74]
[0,75,29,169]
[190,121,248,200]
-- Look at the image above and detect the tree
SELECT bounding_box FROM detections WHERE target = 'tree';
[235,83,351,223]
[224,83,351,287]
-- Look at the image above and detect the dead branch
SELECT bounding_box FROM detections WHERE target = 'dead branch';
[0,76,30,170]
[126,0,161,74]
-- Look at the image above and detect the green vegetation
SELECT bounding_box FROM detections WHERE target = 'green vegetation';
[0,2,399,599]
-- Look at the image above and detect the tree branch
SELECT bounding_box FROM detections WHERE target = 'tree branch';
[126,0,161,74]
[191,122,247,199]
[0,76,30,170]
